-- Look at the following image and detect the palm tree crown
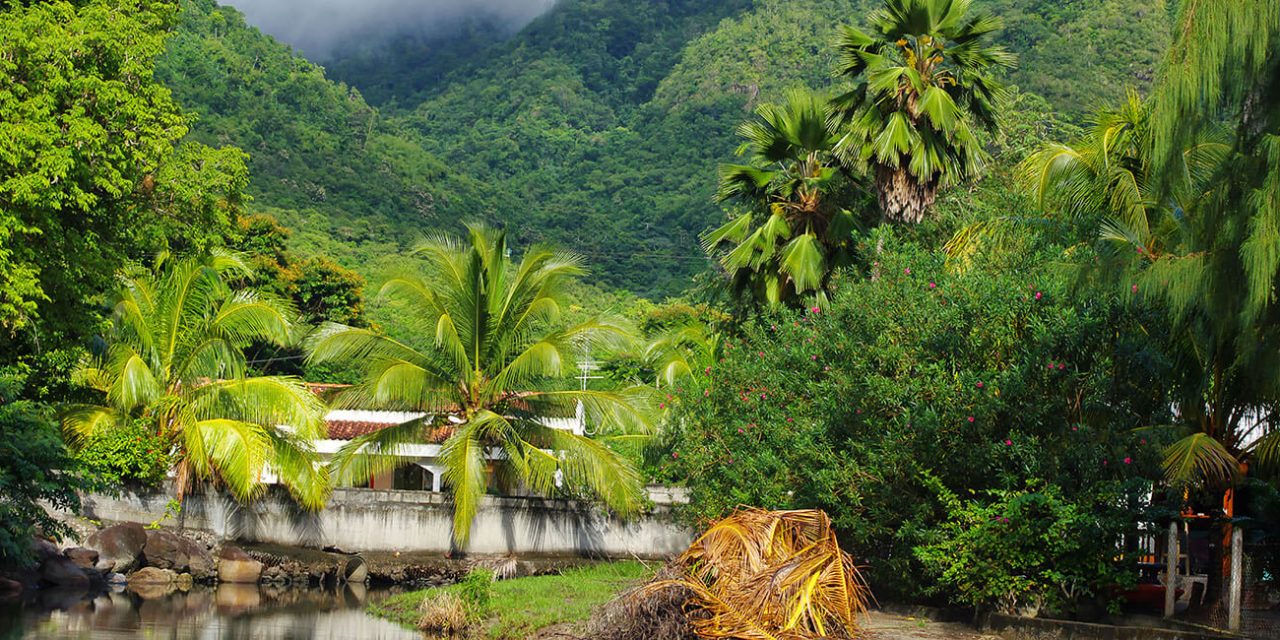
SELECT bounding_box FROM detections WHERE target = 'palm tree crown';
[704,90,857,307]
[64,252,330,509]
[308,224,655,544]
[834,0,1014,224]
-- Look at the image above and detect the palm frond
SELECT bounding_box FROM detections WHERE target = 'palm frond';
[1163,432,1240,486]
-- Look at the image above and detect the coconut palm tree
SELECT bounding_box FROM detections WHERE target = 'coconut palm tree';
[833,0,1015,224]
[63,252,330,510]
[704,90,859,307]
[307,224,655,544]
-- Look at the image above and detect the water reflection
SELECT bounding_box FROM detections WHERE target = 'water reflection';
[2,583,420,639]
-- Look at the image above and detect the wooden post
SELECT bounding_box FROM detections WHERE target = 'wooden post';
[1228,526,1243,631]
[1165,521,1179,617]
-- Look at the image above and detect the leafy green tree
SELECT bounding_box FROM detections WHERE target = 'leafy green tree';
[669,237,1172,602]
[704,91,859,306]
[63,252,330,510]
[0,371,80,569]
[833,0,1015,223]
[308,224,656,544]
[0,0,244,338]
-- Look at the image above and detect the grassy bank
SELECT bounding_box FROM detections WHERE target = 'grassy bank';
[369,560,653,638]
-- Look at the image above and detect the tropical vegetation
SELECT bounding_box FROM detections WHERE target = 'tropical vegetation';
[2,0,1279,632]
[308,224,656,543]
[62,253,330,510]
[833,0,1015,223]
[704,91,861,306]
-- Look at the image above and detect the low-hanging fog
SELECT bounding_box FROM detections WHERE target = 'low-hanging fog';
[223,0,557,58]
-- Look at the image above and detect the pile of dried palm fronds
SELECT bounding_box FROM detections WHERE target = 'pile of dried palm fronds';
[593,508,871,640]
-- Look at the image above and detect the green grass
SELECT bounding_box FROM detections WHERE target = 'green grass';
[369,560,654,638]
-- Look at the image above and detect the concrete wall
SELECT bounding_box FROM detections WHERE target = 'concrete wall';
[77,486,693,559]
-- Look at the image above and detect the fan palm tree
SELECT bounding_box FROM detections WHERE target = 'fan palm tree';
[63,252,330,510]
[833,0,1015,224]
[703,90,858,307]
[307,224,656,545]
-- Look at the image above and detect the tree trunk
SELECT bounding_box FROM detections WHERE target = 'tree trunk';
[875,164,937,224]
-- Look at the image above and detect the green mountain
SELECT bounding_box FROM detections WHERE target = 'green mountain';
[157,0,1169,296]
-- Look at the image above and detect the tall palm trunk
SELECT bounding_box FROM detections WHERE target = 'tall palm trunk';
[875,164,937,224]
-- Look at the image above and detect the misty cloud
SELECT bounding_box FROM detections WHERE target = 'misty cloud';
[223,0,557,57]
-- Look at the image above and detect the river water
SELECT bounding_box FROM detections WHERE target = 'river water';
[0,583,420,639]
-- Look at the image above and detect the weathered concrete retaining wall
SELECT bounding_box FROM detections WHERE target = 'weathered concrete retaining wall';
[77,486,693,559]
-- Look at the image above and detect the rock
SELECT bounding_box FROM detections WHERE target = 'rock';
[63,547,100,569]
[87,523,147,573]
[0,577,23,598]
[39,556,90,589]
[343,557,368,584]
[127,567,176,585]
[217,557,263,584]
[82,567,107,591]
[143,531,214,579]
[175,573,193,592]
[128,568,178,599]
[104,572,128,586]
[32,537,61,563]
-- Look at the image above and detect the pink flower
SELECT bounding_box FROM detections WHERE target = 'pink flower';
[976,381,984,389]
[760,393,766,400]
[904,268,911,275]
[967,416,975,423]
[1072,426,1079,432]
[856,409,863,414]
[786,417,794,423]
[1123,457,1132,464]
[928,282,937,289]
[1057,363,1065,370]
[758,351,764,357]
[1034,291,1043,300]
[811,306,821,314]
[1140,438,1147,445]
[659,403,666,410]
[704,366,712,375]
[672,452,679,459]
[1102,459,1108,466]
[1004,439,1013,446]
[1132,284,1139,294]
[823,365,831,371]
[704,390,711,397]
[1048,362,1056,370]
[737,428,744,434]
[811,355,818,361]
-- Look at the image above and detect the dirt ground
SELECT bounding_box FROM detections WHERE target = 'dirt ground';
[863,610,999,639]
[534,611,998,639]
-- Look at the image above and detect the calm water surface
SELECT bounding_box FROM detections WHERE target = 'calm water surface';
[1,583,420,639]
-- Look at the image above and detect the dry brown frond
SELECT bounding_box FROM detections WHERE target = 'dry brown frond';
[641,508,871,640]
[588,565,698,640]
[418,591,469,634]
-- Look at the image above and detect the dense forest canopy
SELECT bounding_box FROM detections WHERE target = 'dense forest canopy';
[156,0,1170,296]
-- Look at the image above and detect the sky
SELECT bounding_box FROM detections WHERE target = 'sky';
[223,0,557,58]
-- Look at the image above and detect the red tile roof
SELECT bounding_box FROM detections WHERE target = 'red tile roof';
[325,420,455,443]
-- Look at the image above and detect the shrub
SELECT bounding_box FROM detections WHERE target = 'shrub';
[73,421,171,490]
[456,567,496,618]
[913,479,1149,615]
[417,591,468,634]
[668,236,1173,600]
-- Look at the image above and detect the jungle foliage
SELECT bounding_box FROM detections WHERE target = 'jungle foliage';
[152,0,1170,296]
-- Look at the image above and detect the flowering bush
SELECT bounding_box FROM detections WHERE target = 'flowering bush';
[74,421,171,489]
[668,236,1173,603]
[913,479,1152,615]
